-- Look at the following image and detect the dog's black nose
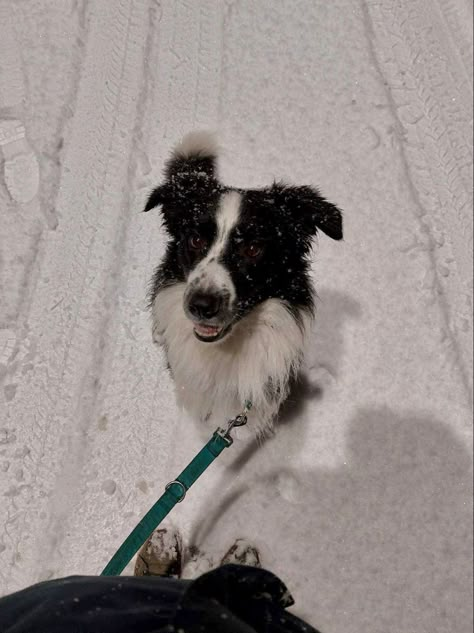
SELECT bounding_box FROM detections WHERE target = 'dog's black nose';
[188,292,222,320]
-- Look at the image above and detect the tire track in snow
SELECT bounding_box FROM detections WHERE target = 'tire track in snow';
[435,0,473,87]
[361,0,473,402]
[0,0,150,591]
[0,1,86,332]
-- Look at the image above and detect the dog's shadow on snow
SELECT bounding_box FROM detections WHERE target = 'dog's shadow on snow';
[281,287,361,424]
[228,289,361,473]
[191,407,473,632]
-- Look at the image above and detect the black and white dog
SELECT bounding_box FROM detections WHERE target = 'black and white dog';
[144,132,343,435]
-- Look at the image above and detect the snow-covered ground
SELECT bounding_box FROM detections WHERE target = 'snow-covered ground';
[0,1,472,631]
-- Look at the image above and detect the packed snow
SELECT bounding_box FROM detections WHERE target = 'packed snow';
[0,1,472,632]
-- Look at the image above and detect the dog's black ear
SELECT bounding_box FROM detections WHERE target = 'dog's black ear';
[274,183,343,241]
[143,184,170,212]
[143,132,219,216]
[164,131,218,183]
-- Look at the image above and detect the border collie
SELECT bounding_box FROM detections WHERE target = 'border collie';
[144,132,343,435]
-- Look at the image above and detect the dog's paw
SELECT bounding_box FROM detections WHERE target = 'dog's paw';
[220,539,261,568]
[134,524,183,578]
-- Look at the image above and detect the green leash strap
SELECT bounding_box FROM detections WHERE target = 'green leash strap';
[101,403,251,576]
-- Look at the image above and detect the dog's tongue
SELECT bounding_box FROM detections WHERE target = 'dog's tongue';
[194,324,221,337]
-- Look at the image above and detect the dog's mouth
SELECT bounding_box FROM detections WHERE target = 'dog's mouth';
[193,322,232,343]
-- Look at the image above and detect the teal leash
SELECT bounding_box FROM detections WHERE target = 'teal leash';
[101,401,252,576]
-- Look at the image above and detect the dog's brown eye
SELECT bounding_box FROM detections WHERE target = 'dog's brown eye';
[242,243,263,259]
[188,234,207,251]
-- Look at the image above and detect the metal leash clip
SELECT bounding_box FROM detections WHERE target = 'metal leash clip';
[216,400,252,446]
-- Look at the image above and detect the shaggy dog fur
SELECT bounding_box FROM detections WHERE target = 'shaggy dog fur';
[144,132,343,434]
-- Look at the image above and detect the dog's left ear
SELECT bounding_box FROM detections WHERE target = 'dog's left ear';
[274,183,343,241]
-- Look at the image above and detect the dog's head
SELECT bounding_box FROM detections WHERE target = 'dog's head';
[144,132,343,343]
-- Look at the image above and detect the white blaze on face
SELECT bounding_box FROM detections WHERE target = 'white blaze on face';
[187,191,241,303]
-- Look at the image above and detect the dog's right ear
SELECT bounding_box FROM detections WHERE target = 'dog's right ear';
[143,131,219,215]
[164,130,218,183]
[143,184,170,212]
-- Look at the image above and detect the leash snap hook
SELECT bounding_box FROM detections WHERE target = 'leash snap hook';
[217,400,252,446]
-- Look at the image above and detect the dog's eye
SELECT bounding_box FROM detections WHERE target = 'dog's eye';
[188,234,208,251]
[241,243,263,259]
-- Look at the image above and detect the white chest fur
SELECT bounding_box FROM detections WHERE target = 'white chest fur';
[152,283,311,435]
